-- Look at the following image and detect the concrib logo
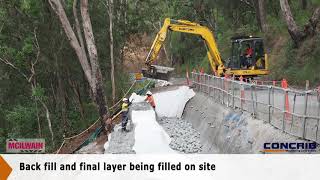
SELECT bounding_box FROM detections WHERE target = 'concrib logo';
[263,142,317,153]
[6,138,45,153]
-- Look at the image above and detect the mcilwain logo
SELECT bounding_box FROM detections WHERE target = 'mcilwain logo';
[262,142,318,153]
[6,138,45,153]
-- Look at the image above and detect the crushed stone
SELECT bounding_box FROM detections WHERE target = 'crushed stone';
[157,117,202,153]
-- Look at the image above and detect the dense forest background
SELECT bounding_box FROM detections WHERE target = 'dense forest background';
[1,0,320,152]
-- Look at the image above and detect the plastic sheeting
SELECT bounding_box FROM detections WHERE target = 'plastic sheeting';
[132,110,177,153]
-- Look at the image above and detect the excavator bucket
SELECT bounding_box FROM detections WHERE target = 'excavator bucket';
[142,65,175,81]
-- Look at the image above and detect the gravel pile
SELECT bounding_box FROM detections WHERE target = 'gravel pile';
[158,117,202,153]
[104,123,136,154]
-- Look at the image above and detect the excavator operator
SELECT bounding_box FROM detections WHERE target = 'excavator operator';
[241,44,253,68]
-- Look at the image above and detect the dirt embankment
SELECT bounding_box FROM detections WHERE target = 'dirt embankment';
[123,34,170,73]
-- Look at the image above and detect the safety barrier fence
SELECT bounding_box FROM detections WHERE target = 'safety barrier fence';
[191,72,320,143]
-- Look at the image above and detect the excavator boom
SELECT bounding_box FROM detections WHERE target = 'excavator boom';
[143,18,225,79]
[143,18,269,80]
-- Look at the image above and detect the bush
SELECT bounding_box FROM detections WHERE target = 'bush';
[6,105,37,137]
[270,35,320,87]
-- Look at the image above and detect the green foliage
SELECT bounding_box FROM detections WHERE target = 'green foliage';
[311,0,320,5]
[287,36,320,85]
[161,0,320,88]
[126,0,165,33]
[0,46,16,58]
[288,1,312,26]
[269,34,320,86]
[21,0,41,17]
[0,7,6,20]
[1,0,320,153]
[6,105,37,137]
[32,86,47,102]
[0,128,6,151]
[267,15,287,33]
[82,103,99,122]
[22,37,34,55]
[1,35,36,72]
[65,0,74,10]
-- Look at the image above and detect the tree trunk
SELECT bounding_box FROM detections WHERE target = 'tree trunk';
[48,0,109,126]
[124,0,128,25]
[279,0,306,45]
[258,0,267,32]
[305,7,320,35]
[80,0,98,85]
[67,73,85,121]
[56,59,68,135]
[252,0,267,32]
[75,84,85,119]
[94,78,108,117]
[117,0,122,22]
[40,100,54,145]
[80,0,109,118]
[48,0,92,82]
[54,53,69,136]
[32,81,55,145]
[301,0,307,10]
[35,101,42,138]
[73,0,86,54]
[280,0,320,46]
[108,0,116,104]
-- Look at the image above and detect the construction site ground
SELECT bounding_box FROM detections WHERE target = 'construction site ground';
[75,78,319,154]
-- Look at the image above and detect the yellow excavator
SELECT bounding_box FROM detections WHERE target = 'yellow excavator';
[142,18,269,80]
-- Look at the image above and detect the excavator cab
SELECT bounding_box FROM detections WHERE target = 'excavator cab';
[227,36,268,76]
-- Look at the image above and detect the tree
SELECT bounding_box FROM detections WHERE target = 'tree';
[280,0,320,46]
[48,0,109,126]
[256,0,267,32]
[279,0,306,45]
[301,0,307,9]
[107,0,116,104]
[0,30,55,145]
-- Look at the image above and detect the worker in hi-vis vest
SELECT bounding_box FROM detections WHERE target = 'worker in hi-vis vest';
[121,98,130,132]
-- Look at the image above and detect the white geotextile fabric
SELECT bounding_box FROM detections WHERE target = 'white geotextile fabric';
[132,110,177,153]
[153,86,195,118]
[105,86,195,154]
[130,86,195,118]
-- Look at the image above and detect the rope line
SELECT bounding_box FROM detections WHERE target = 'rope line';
[56,140,65,154]
[64,118,101,140]
[108,80,137,110]
[55,80,138,153]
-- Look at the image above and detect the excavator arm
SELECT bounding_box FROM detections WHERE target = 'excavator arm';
[144,18,226,77]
